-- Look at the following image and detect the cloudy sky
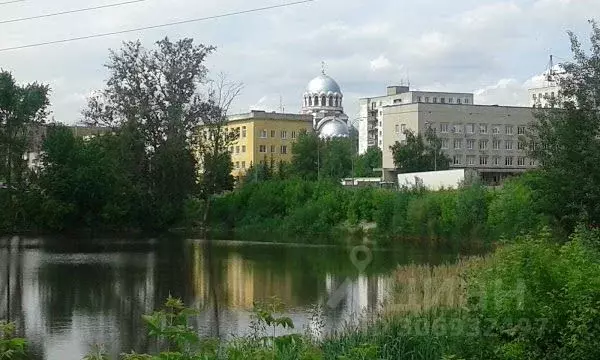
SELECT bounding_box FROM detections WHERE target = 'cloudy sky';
[0,0,598,124]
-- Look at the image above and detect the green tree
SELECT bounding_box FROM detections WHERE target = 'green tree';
[83,37,217,229]
[290,130,320,180]
[390,128,450,173]
[354,147,382,177]
[290,130,353,181]
[528,21,600,231]
[0,71,50,231]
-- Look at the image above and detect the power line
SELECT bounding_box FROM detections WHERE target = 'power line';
[0,0,24,5]
[0,0,149,25]
[0,0,315,52]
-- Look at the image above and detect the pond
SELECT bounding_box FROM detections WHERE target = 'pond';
[0,236,467,359]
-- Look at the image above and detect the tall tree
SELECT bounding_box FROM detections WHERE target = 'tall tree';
[528,21,600,231]
[290,130,320,180]
[290,130,354,181]
[0,71,50,229]
[354,147,382,177]
[390,128,450,173]
[83,37,216,229]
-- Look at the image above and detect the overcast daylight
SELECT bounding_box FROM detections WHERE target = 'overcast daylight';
[1,0,598,123]
[3,1,600,359]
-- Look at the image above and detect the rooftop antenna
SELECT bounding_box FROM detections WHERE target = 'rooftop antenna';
[407,68,411,88]
[279,95,284,113]
[546,54,555,83]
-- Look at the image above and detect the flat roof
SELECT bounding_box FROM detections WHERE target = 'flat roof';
[359,90,474,100]
[227,110,313,123]
[382,102,534,110]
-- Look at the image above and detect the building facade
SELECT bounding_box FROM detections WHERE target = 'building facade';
[358,86,474,154]
[380,103,536,184]
[223,110,313,178]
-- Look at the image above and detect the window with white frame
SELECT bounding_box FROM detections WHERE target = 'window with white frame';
[505,126,514,135]
[492,125,500,134]
[529,158,536,166]
[242,126,247,138]
[493,156,500,166]
[281,130,287,139]
[449,98,454,104]
[401,124,406,133]
[505,140,513,150]
[441,139,449,149]
[453,155,462,165]
[493,140,501,150]
[454,139,462,149]
[291,131,297,139]
[480,156,488,165]
[464,98,470,104]
[242,161,246,169]
[480,124,488,134]
[479,139,488,150]
[466,155,476,165]
[260,130,267,138]
[466,123,475,133]
[271,130,276,138]
[441,97,446,104]
[517,126,526,135]
[440,123,449,133]
[517,141,525,150]
[395,125,400,134]
[467,139,475,150]
[236,146,240,154]
[281,145,288,154]
[457,98,462,104]
[242,145,246,153]
[505,156,513,166]
[433,97,438,103]
[425,97,430,103]
[270,145,275,153]
[259,145,266,153]
[517,157,526,166]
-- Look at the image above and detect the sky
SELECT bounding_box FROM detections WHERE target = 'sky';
[0,0,598,124]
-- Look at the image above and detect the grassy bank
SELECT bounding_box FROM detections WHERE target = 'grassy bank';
[207,175,547,247]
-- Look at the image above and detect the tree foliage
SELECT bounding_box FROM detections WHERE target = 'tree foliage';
[290,130,354,181]
[528,21,600,232]
[354,147,382,178]
[390,128,450,173]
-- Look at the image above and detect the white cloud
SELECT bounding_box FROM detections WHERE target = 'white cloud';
[370,55,391,71]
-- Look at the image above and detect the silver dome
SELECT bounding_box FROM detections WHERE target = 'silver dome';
[306,74,342,95]
[318,118,349,139]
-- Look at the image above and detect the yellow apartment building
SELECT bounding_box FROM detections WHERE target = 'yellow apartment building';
[224,110,314,178]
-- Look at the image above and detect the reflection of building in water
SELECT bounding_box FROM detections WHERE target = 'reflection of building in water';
[226,253,255,308]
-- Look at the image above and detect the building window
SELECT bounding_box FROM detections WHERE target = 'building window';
[449,98,454,104]
[454,139,462,149]
[281,130,288,139]
[505,156,513,166]
[441,139,449,149]
[440,123,449,133]
[505,140,513,150]
[235,161,239,169]
[466,155,476,165]
[441,97,446,104]
[493,156,500,166]
[270,145,275,153]
[393,98,402,104]
[417,96,422,102]
[493,140,501,150]
[425,97,430,103]
[517,126,526,135]
[235,146,240,154]
[480,124,488,134]
[260,130,267,138]
[492,125,500,134]
[270,130,276,138]
[464,98,470,104]
[479,140,488,150]
[328,96,333,107]
[532,94,537,100]
[505,126,514,135]
[241,145,246,153]
[259,145,266,153]
[242,126,247,138]
[517,157,526,166]
[466,123,475,133]
[480,156,488,165]
[371,102,376,109]
[401,124,406,133]
[529,158,536,166]
[291,131,297,139]
[309,97,313,106]
[242,161,246,169]
[395,124,400,134]
[433,97,438,103]
[457,98,462,104]
[281,145,288,154]
[229,146,234,153]
[517,141,525,150]
[467,139,475,150]
[453,155,462,165]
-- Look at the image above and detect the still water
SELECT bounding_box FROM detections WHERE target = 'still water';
[0,236,463,359]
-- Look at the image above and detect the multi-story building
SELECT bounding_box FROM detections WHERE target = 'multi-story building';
[223,110,313,178]
[380,103,536,184]
[358,86,474,154]
[528,83,561,108]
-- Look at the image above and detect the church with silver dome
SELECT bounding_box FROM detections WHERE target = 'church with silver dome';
[301,69,349,138]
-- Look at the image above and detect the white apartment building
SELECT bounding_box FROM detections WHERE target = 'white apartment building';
[358,86,474,154]
[380,103,536,184]
[528,84,561,108]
